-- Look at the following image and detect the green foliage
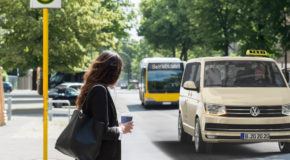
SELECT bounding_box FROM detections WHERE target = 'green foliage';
[235,0,287,57]
[139,0,200,60]
[139,0,289,58]
[127,83,135,90]
[185,0,240,56]
[1,68,8,82]
[116,38,166,79]
[0,0,133,73]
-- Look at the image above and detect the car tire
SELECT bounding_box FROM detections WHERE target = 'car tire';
[194,118,213,153]
[279,142,290,153]
[178,112,192,143]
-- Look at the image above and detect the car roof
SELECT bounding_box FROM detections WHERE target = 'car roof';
[187,56,275,63]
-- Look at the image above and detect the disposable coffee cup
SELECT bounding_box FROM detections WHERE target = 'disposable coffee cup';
[121,114,133,123]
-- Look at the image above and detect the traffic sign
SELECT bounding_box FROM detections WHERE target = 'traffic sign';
[30,0,61,8]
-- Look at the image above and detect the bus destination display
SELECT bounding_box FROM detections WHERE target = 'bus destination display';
[148,63,182,70]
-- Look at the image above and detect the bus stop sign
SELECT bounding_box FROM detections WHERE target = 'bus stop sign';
[30,0,61,8]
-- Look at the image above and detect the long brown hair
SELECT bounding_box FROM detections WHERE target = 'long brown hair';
[76,51,123,109]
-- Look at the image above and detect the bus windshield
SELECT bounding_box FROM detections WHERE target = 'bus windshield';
[147,70,183,93]
[204,61,287,87]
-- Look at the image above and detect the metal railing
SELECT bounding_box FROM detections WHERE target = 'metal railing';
[4,97,12,121]
[4,97,74,121]
[48,98,72,121]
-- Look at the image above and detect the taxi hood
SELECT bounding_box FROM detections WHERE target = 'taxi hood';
[202,88,290,106]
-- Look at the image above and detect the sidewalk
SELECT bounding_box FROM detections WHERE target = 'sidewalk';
[0,115,71,160]
[0,89,129,160]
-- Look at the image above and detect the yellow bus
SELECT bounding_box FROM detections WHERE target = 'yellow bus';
[139,57,185,106]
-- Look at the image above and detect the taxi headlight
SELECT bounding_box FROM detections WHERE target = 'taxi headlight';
[282,104,290,116]
[204,103,226,116]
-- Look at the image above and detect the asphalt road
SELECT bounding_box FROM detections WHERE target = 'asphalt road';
[117,89,290,160]
[2,89,290,160]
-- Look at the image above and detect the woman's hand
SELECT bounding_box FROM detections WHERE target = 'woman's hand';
[120,121,134,134]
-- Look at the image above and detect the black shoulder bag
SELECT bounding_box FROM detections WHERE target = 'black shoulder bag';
[55,86,105,160]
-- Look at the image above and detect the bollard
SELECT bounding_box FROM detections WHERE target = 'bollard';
[0,66,6,126]
[7,97,12,121]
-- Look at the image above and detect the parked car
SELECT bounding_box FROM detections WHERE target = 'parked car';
[49,71,86,88]
[55,82,83,91]
[3,82,13,93]
[120,82,128,89]
[48,87,79,108]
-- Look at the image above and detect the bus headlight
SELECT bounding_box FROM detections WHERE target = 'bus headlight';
[282,104,290,116]
[204,103,226,116]
[145,98,154,102]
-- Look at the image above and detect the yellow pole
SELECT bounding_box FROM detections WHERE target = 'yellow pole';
[43,8,48,160]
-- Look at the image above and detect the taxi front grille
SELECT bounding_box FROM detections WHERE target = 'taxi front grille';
[224,106,286,117]
[205,123,290,132]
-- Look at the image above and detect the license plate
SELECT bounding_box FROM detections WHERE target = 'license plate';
[241,133,270,140]
[162,102,171,105]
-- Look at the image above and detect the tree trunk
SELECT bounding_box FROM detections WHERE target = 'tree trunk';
[224,42,229,56]
[181,42,188,61]
[172,47,176,57]
[180,51,184,60]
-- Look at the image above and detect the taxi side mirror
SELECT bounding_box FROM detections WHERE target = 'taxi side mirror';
[183,81,199,91]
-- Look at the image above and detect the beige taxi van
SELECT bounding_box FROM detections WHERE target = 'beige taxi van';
[178,51,290,153]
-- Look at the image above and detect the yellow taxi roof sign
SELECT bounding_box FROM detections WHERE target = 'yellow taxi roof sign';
[246,50,268,56]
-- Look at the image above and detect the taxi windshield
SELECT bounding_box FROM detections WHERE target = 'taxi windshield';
[204,61,287,87]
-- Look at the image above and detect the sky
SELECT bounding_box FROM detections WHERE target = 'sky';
[128,0,142,41]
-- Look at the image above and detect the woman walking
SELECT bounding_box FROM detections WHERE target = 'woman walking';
[76,51,134,160]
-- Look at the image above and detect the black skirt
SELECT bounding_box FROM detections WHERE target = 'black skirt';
[96,140,121,160]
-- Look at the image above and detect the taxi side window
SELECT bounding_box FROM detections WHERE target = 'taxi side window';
[182,63,201,88]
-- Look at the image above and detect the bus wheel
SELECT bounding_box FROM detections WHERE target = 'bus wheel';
[279,142,290,153]
[194,118,213,153]
[178,112,192,143]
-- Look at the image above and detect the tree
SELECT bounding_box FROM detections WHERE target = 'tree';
[116,38,164,79]
[185,0,240,56]
[236,0,284,56]
[139,0,199,60]
[0,0,133,73]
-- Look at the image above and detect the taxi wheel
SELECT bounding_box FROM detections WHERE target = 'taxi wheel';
[194,118,212,153]
[178,112,192,143]
[279,142,290,153]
